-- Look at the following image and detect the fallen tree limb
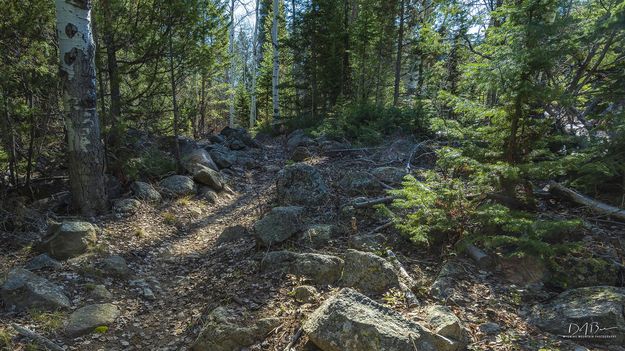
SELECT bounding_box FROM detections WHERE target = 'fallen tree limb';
[12,323,64,351]
[352,196,396,208]
[465,244,493,269]
[283,327,303,351]
[549,181,625,222]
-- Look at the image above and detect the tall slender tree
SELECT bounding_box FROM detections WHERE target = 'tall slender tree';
[55,0,107,215]
[250,0,260,128]
[271,0,280,122]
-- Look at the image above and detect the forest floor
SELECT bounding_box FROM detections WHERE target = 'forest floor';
[1,133,624,351]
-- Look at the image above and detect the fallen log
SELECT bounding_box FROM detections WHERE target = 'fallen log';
[352,196,396,208]
[465,244,493,269]
[549,181,625,222]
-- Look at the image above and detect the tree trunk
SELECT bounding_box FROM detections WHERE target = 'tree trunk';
[168,33,182,173]
[228,0,235,127]
[271,0,280,122]
[55,0,107,215]
[341,0,351,99]
[249,0,260,129]
[101,0,121,148]
[393,0,405,106]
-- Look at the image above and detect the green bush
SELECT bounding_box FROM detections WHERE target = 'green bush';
[123,147,176,181]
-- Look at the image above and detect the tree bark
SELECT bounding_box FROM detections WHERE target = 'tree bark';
[168,33,182,173]
[101,0,121,148]
[228,0,235,127]
[55,0,108,215]
[271,0,280,122]
[249,0,260,128]
[393,0,405,106]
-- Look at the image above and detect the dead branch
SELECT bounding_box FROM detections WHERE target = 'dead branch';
[12,324,64,351]
[549,181,625,222]
[352,196,396,208]
[283,327,303,351]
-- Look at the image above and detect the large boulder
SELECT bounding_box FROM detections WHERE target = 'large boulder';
[209,148,236,169]
[297,224,336,248]
[341,249,400,294]
[38,221,97,260]
[1,268,70,311]
[303,288,456,351]
[182,148,218,173]
[130,181,162,203]
[426,305,468,349]
[65,303,121,337]
[287,130,315,151]
[276,163,329,206]
[24,254,62,271]
[261,251,344,285]
[113,198,140,217]
[159,175,197,197]
[339,171,381,195]
[253,206,303,246]
[530,286,625,345]
[192,166,224,191]
[192,307,280,351]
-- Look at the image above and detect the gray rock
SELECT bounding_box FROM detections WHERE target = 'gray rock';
[182,148,218,173]
[426,305,468,347]
[341,249,400,294]
[348,233,387,251]
[193,166,224,191]
[0,268,70,311]
[303,288,455,351]
[192,306,280,351]
[90,285,113,301]
[253,206,303,246]
[130,181,162,203]
[339,171,382,195]
[297,224,336,248]
[159,175,197,197]
[101,255,131,278]
[198,186,219,203]
[287,130,315,151]
[530,286,625,345]
[38,221,97,260]
[228,138,246,150]
[478,322,501,335]
[291,146,311,162]
[377,139,416,163]
[430,260,464,300]
[209,148,236,169]
[216,225,249,244]
[276,163,329,206]
[65,303,120,337]
[371,167,407,185]
[113,198,140,217]
[293,285,318,303]
[261,251,344,285]
[24,254,62,271]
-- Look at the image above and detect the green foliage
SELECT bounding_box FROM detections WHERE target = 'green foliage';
[94,326,109,334]
[123,148,176,181]
[314,103,430,145]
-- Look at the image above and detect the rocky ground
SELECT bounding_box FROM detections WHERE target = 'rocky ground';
[1,129,625,351]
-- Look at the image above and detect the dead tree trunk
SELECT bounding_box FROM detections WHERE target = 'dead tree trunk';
[55,0,108,215]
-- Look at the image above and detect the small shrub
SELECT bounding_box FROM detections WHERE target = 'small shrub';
[94,326,109,334]
[162,212,177,225]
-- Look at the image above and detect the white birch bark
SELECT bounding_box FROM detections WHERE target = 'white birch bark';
[228,0,235,127]
[55,0,107,215]
[249,0,260,128]
[271,0,280,122]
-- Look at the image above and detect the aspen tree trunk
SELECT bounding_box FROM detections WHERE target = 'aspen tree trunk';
[271,0,280,122]
[55,0,107,215]
[393,0,405,106]
[228,0,235,127]
[249,0,260,128]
